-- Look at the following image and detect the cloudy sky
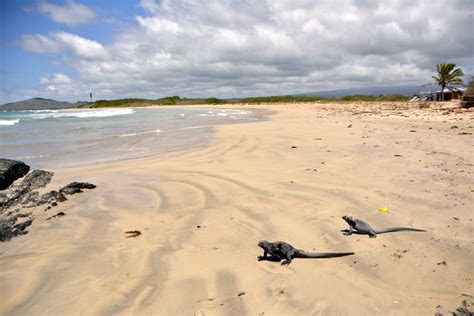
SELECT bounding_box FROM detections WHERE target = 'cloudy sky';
[1,0,473,103]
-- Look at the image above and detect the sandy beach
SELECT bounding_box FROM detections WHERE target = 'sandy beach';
[1,102,473,315]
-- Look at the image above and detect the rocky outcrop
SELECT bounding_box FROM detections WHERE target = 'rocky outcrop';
[0,170,54,212]
[0,159,96,242]
[0,159,30,190]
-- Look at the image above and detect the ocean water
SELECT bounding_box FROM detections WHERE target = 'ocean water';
[0,107,263,168]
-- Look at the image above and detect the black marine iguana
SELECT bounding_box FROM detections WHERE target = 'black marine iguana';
[342,215,426,238]
[257,240,355,265]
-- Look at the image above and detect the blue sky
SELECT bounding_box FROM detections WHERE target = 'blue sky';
[1,0,473,103]
[1,0,143,102]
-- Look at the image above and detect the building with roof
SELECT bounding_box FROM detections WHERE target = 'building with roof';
[435,87,465,101]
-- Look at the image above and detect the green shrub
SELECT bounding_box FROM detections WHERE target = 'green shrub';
[155,96,182,104]
[340,94,409,102]
[88,98,151,107]
[461,79,474,108]
[201,98,228,104]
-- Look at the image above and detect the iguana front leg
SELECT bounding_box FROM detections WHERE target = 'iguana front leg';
[343,226,354,236]
[257,250,268,261]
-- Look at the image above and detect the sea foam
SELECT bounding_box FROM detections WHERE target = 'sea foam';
[27,108,135,119]
[119,129,161,137]
[196,109,252,117]
[0,119,20,126]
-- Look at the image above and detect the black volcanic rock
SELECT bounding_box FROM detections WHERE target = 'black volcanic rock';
[23,170,54,190]
[0,159,30,190]
[0,169,54,211]
[0,214,32,241]
[60,182,97,195]
[0,159,96,242]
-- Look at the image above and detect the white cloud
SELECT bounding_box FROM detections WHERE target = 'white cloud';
[40,73,73,85]
[38,0,96,26]
[35,73,74,96]
[13,0,474,102]
[39,77,50,84]
[139,0,160,13]
[22,31,108,59]
[54,32,108,59]
[136,16,182,34]
[53,73,73,84]
[22,34,60,53]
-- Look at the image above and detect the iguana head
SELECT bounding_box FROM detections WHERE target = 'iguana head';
[342,215,356,226]
[258,240,270,250]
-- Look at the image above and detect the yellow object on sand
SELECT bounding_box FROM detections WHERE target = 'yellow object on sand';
[379,207,389,213]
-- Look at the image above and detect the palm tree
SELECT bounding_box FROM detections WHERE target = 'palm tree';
[432,63,464,101]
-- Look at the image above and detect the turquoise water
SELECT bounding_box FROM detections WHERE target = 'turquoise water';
[0,107,262,168]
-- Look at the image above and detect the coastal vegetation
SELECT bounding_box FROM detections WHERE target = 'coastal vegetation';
[461,79,474,108]
[432,63,464,101]
[79,96,229,108]
[338,94,409,102]
[78,94,411,108]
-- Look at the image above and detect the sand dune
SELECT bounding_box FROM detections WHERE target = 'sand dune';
[1,102,472,315]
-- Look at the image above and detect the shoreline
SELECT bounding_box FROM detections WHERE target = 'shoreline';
[0,107,272,171]
[1,102,472,315]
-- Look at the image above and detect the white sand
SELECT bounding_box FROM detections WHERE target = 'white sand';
[1,102,473,315]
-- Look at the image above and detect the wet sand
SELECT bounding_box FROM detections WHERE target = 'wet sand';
[0,102,473,315]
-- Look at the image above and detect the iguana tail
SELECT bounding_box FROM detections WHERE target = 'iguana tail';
[375,227,426,234]
[295,251,355,258]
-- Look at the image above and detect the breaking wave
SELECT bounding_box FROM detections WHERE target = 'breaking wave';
[31,108,136,119]
[0,119,20,126]
[196,109,252,117]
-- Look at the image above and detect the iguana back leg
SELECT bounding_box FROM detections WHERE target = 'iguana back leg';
[281,249,296,265]
[369,230,377,238]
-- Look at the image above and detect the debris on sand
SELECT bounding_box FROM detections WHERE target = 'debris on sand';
[435,299,474,316]
[46,212,66,220]
[125,230,142,238]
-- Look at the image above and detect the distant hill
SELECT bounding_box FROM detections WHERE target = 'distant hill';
[297,85,440,98]
[0,98,85,110]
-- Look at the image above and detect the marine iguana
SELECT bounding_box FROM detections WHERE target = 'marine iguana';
[342,215,426,238]
[257,240,355,265]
